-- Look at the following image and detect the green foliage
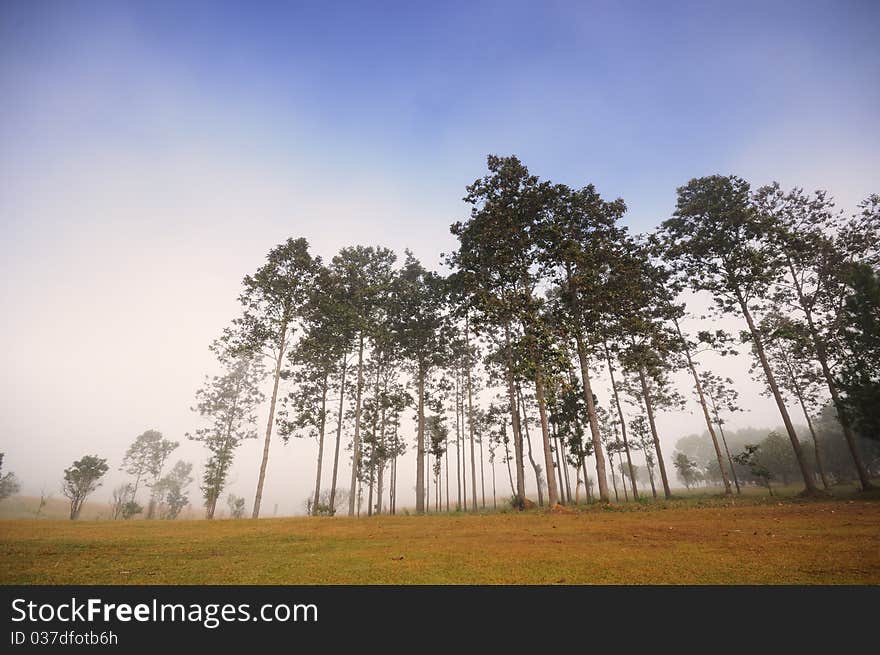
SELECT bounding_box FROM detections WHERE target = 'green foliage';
[227,494,246,519]
[0,453,21,501]
[62,455,109,520]
[121,501,143,520]
[837,262,880,440]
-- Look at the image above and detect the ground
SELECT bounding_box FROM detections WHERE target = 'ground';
[2,491,878,584]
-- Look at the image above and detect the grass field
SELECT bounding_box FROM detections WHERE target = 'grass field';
[2,492,879,585]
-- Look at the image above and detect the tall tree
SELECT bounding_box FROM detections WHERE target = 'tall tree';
[755,183,874,489]
[62,455,108,520]
[187,351,264,518]
[389,252,450,513]
[698,371,744,494]
[537,182,628,502]
[750,311,830,489]
[331,246,396,516]
[222,237,321,518]
[660,175,820,495]
[448,155,549,507]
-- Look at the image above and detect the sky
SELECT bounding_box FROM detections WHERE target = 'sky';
[1,0,878,515]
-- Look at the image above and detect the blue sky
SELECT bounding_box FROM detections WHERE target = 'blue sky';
[1,1,878,508]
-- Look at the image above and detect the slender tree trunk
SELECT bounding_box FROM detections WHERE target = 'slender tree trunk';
[445,428,450,512]
[479,427,486,508]
[786,258,871,490]
[637,365,672,499]
[618,451,629,501]
[455,370,462,510]
[504,431,515,498]
[609,452,619,502]
[504,324,527,505]
[778,347,830,490]
[329,352,348,514]
[582,459,592,502]
[646,456,657,498]
[736,292,818,494]
[715,420,741,494]
[518,389,544,506]
[377,461,385,514]
[573,334,610,501]
[491,453,497,509]
[311,373,330,516]
[466,319,478,511]
[673,318,733,495]
[535,372,559,506]
[415,365,426,513]
[253,329,287,519]
[554,424,572,504]
[603,340,639,500]
[348,333,366,516]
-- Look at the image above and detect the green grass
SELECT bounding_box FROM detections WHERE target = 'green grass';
[2,491,878,585]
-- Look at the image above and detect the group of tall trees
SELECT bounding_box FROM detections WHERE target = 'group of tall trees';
[190,155,876,517]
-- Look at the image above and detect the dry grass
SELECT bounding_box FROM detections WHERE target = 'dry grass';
[1,498,878,584]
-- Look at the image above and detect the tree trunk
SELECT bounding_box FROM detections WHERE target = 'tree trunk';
[646,456,657,498]
[455,370,462,510]
[535,372,559,506]
[778,347,830,490]
[673,318,733,495]
[445,428,450,512]
[786,257,871,490]
[573,334,610,502]
[609,452,619,502]
[348,333,366,516]
[603,340,639,500]
[465,318,478,511]
[504,324,527,505]
[638,365,672,499]
[518,388,544,506]
[311,372,329,515]
[504,431,515,497]
[479,425,486,509]
[582,459,592,502]
[253,328,287,519]
[329,352,348,514]
[415,365,426,513]
[736,292,818,495]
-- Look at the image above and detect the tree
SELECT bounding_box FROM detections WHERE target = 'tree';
[227,494,246,519]
[537,182,628,502]
[699,371,744,493]
[837,262,880,441]
[222,237,321,518]
[660,175,820,495]
[329,245,396,516]
[672,452,699,489]
[734,444,774,495]
[0,453,21,501]
[153,460,194,519]
[62,455,108,519]
[389,252,450,513]
[110,483,133,520]
[188,351,265,518]
[448,154,550,507]
[121,429,178,519]
[750,311,830,488]
[121,430,179,518]
[755,184,875,488]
